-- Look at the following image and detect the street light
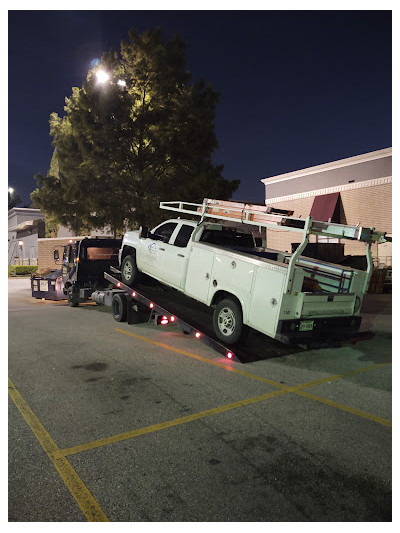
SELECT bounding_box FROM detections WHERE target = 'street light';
[8,187,14,195]
[96,70,110,84]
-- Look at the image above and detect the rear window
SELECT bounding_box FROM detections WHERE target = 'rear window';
[85,247,120,261]
[173,224,195,247]
[200,228,255,249]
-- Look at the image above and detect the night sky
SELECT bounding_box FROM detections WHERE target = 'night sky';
[8,9,392,206]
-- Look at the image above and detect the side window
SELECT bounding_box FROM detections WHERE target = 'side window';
[63,245,70,263]
[153,222,178,243]
[173,224,195,248]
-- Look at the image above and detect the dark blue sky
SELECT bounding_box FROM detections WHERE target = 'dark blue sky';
[8,10,392,206]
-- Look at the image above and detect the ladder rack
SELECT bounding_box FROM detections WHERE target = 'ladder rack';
[159,199,389,244]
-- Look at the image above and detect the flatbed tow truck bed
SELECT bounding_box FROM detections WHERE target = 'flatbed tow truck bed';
[101,271,373,364]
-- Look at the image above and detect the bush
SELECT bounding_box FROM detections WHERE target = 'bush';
[8,265,38,276]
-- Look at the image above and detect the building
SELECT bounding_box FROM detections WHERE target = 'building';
[8,207,114,270]
[261,148,392,266]
[8,208,45,265]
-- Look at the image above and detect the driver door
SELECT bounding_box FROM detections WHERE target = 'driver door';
[139,222,178,277]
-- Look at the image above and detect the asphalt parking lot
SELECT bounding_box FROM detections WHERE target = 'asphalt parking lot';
[8,278,392,522]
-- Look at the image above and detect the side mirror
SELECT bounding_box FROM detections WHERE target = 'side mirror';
[139,226,148,239]
[53,249,59,262]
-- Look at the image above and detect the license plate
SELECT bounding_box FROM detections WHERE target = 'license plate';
[299,320,314,332]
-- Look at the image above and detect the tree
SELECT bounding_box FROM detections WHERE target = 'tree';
[31,28,239,233]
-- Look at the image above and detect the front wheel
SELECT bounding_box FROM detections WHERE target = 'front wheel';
[213,298,243,345]
[121,254,139,287]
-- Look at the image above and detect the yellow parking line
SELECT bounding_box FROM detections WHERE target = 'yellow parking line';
[294,388,392,428]
[115,328,391,426]
[115,328,391,390]
[8,378,109,522]
[58,389,288,457]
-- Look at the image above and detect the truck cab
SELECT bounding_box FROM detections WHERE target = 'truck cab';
[57,237,121,306]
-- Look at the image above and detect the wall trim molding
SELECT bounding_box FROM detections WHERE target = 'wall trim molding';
[261,147,392,185]
[265,176,392,204]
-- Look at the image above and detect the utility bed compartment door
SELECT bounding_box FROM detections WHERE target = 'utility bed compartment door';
[248,266,287,338]
[300,293,356,318]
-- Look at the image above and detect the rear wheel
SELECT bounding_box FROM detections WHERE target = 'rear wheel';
[213,298,243,345]
[121,254,139,287]
[112,293,127,322]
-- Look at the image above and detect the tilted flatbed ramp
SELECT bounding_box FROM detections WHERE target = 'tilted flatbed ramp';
[104,272,371,363]
[104,272,244,363]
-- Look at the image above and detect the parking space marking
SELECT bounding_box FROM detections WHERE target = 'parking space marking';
[8,378,109,522]
[115,328,392,426]
[57,389,288,457]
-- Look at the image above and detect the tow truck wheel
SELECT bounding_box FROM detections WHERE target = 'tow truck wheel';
[112,293,127,322]
[67,286,79,307]
[213,298,243,345]
[121,254,139,287]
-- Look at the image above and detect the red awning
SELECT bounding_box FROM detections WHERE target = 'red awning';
[309,192,340,222]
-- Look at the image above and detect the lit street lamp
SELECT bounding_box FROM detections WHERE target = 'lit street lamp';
[96,70,110,84]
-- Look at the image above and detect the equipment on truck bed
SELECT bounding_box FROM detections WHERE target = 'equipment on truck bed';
[159,198,390,296]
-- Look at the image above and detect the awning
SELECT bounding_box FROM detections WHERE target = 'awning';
[309,192,340,222]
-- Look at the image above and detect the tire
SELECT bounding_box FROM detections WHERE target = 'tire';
[67,286,79,307]
[112,293,127,322]
[213,298,243,345]
[121,254,139,287]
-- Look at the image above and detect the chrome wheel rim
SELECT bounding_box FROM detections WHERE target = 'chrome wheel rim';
[217,307,236,336]
[123,261,132,280]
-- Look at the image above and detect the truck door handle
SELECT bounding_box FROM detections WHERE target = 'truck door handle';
[159,247,165,251]
[177,254,185,257]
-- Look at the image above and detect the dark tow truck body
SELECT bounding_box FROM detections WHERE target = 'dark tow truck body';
[60,237,122,306]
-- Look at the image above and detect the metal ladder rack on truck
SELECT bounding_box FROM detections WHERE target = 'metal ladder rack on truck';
[91,270,241,362]
[144,198,389,344]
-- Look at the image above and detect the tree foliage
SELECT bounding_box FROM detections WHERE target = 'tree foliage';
[8,190,21,209]
[31,28,239,233]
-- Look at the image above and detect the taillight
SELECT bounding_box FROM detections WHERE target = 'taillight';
[226,352,233,359]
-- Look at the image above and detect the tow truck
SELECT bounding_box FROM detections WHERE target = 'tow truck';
[32,199,390,363]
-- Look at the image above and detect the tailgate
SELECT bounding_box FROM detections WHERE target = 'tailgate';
[300,293,356,318]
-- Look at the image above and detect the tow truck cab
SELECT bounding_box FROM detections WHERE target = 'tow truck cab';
[57,237,121,306]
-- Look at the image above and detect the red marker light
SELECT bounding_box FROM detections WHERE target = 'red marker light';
[131,291,136,297]
[117,282,121,287]
[195,332,201,338]
[227,352,233,359]
[149,303,154,309]
[170,316,175,322]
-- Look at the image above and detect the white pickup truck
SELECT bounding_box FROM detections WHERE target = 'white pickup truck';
[118,200,387,345]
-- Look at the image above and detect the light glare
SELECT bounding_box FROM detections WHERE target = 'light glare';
[96,70,110,84]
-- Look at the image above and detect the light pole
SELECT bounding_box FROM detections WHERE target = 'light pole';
[18,241,23,265]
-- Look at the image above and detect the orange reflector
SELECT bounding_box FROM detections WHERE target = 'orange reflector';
[195,332,201,338]
[227,352,233,359]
